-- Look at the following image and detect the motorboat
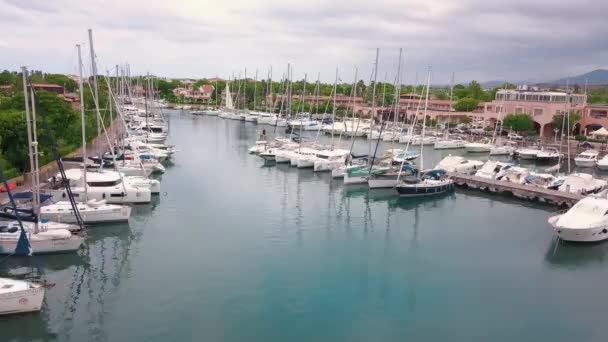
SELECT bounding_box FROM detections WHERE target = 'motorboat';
[524,173,558,188]
[496,166,530,185]
[597,155,608,170]
[248,141,268,154]
[558,173,607,194]
[474,161,513,179]
[395,169,455,196]
[434,139,466,150]
[0,277,45,315]
[259,148,276,161]
[464,141,492,153]
[548,195,608,242]
[536,147,562,162]
[574,150,599,168]
[489,143,516,156]
[516,147,541,160]
[435,155,483,175]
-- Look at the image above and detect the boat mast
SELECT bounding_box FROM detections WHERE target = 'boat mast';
[420,67,432,171]
[394,48,403,133]
[88,29,101,137]
[448,72,454,129]
[253,69,258,112]
[330,68,338,149]
[566,78,571,173]
[77,45,88,201]
[369,48,380,167]
[244,68,248,110]
[21,67,36,205]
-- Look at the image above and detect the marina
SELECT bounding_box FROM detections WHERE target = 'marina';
[3,112,608,341]
[3,2,608,339]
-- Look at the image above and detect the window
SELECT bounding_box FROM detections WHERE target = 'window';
[495,105,502,113]
[88,180,121,187]
[533,108,543,116]
[515,107,524,114]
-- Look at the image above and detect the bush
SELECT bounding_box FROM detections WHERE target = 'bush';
[575,135,587,142]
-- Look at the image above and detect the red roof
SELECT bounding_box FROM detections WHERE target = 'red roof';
[201,85,215,93]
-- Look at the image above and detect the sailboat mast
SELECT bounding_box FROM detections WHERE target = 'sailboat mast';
[253,69,258,112]
[369,48,380,167]
[566,78,571,173]
[244,68,248,110]
[29,85,40,224]
[330,68,338,149]
[77,45,88,201]
[21,67,36,202]
[420,67,432,171]
[394,48,403,130]
[88,29,101,137]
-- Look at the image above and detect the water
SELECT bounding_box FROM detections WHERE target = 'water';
[2,111,608,341]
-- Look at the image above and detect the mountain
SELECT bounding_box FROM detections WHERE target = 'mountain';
[550,69,608,86]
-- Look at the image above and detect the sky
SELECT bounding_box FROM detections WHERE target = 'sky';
[1,0,607,85]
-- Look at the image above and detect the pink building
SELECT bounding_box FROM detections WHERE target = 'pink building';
[481,90,587,137]
[173,84,215,103]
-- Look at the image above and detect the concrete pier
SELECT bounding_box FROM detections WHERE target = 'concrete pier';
[449,173,583,207]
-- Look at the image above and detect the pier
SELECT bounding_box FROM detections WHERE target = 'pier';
[449,173,583,207]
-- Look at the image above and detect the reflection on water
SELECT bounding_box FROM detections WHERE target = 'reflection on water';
[545,238,608,267]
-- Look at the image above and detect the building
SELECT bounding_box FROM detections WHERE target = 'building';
[173,84,215,103]
[481,89,587,137]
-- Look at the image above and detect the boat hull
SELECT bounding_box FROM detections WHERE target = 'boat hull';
[40,204,131,224]
[575,159,596,168]
[549,215,608,242]
[395,182,454,197]
[0,286,45,315]
[368,179,398,189]
[0,236,83,254]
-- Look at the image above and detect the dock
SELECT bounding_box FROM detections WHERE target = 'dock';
[448,173,583,207]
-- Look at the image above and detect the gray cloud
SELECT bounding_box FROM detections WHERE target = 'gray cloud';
[0,0,605,85]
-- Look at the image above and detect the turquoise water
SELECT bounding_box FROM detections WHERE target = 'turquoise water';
[2,111,607,341]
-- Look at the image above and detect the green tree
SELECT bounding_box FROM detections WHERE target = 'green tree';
[552,111,581,131]
[502,113,534,132]
[453,97,480,112]
[45,74,78,92]
[0,70,16,85]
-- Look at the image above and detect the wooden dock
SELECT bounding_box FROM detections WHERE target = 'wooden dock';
[448,173,583,207]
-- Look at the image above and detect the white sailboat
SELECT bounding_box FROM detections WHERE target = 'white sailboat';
[0,277,45,315]
[40,45,132,224]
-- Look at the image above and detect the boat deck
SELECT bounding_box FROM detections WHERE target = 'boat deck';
[449,173,583,207]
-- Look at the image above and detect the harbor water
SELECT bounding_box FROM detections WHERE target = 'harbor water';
[2,111,608,341]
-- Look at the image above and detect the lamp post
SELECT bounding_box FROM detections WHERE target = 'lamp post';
[554,128,559,144]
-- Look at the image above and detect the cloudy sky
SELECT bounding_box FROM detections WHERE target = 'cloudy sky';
[1,0,606,84]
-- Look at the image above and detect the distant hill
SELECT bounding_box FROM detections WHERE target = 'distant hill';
[480,69,608,88]
[550,69,608,86]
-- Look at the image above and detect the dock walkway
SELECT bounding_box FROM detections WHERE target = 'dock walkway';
[449,173,583,207]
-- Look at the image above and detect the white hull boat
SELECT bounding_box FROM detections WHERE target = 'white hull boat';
[40,200,131,224]
[0,278,45,315]
[0,229,84,254]
[464,142,492,153]
[548,196,608,242]
[574,150,599,168]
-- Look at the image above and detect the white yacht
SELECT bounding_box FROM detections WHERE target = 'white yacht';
[516,147,541,160]
[435,155,484,175]
[248,141,268,154]
[474,161,513,179]
[574,150,599,168]
[489,144,516,156]
[434,139,466,150]
[0,278,45,315]
[464,141,492,153]
[536,147,562,162]
[47,169,152,204]
[548,195,608,242]
[597,155,608,170]
[558,173,607,194]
